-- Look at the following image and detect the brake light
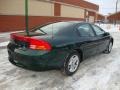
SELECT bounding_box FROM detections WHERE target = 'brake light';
[10,33,52,51]
[29,38,52,51]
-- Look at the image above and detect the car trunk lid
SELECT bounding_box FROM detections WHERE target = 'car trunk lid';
[10,32,52,51]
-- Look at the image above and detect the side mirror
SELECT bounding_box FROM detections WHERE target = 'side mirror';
[104,32,110,36]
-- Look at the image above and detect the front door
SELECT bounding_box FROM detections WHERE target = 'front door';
[91,24,110,53]
[76,23,98,59]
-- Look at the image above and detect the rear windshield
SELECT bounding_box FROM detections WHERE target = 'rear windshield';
[33,22,73,35]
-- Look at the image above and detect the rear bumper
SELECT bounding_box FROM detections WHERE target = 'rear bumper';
[8,55,57,71]
[7,43,68,71]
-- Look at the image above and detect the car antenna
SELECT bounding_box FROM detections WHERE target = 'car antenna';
[25,0,29,36]
[52,23,54,39]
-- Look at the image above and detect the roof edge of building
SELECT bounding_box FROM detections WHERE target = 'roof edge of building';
[48,0,99,11]
[40,0,99,12]
[107,11,120,17]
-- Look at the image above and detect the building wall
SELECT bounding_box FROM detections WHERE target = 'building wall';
[0,0,54,16]
[107,12,120,23]
[0,15,84,32]
[87,11,96,22]
[0,0,25,15]
[0,0,98,32]
[55,0,99,11]
[89,16,94,23]
[97,14,105,21]
[29,0,54,16]
[107,0,120,24]
[61,5,85,18]
[54,3,61,16]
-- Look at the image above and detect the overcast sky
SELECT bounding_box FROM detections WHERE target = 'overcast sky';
[85,0,117,15]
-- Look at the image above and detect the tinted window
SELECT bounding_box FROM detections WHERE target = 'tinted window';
[92,25,105,35]
[34,22,73,35]
[77,24,95,37]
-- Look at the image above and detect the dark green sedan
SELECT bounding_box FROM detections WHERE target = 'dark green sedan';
[7,21,113,76]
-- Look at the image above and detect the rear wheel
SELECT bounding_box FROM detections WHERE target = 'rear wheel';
[104,41,113,54]
[62,51,81,76]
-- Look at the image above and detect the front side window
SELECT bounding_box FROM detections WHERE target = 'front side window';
[92,25,105,35]
[77,24,95,37]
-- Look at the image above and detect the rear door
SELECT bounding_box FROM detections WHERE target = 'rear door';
[91,24,110,53]
[76,23,98,59]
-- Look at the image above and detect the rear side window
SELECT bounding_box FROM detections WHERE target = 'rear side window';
[34,22,73,35]
[77,24,95,37]
[92,25,105,35]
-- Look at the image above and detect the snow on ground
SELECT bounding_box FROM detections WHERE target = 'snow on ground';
[0,24,120,90]
[0,41,9,47]
[96,23,120,32]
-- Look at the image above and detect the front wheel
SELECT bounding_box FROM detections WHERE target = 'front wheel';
[104,41,113,54]
[62,51,81,76]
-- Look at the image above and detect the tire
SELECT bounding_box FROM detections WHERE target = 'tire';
[62,51,81,76]
[104,41,113,54]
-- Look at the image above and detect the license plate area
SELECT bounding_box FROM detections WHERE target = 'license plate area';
[14,39,29,48]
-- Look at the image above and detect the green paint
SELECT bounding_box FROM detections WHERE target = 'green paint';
[25,0,29,36]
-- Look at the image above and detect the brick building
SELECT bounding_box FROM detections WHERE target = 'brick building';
[0,0,99,32]
[107,0,120,24]
[97,14,105,21]
[107,12,120,24]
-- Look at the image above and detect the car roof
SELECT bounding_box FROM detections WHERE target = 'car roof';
[57,21,92,25]
[30,21,93,32]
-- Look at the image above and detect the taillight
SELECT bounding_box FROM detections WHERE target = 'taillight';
[29,38,52,51]
[10,33,52,51]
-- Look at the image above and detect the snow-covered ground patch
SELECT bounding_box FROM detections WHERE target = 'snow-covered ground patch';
[96,24,120,32]
[0,41,9,47]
